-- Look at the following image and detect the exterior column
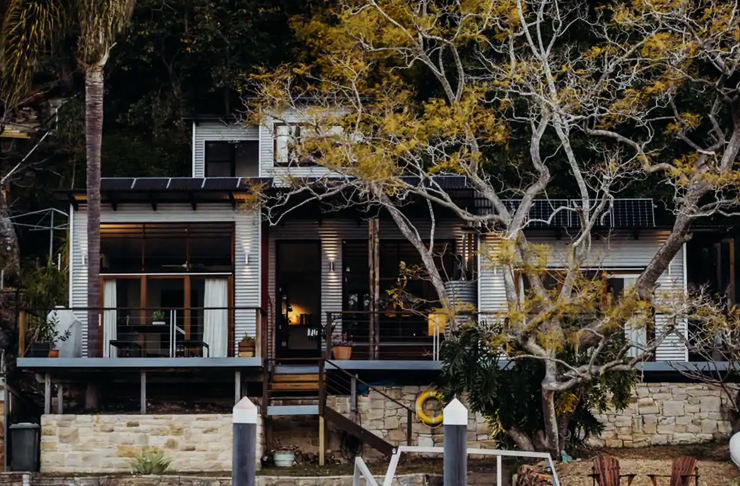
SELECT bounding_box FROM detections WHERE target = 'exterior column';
[233,397,258,486]
[443,398,468,486]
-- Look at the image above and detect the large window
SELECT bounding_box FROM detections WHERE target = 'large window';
[205,141,259,177]
[101,223,234,273]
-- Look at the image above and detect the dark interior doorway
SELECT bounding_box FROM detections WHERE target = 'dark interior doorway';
[276,241,322,359]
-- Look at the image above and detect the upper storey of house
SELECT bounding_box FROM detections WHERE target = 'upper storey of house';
[188,108,334,180]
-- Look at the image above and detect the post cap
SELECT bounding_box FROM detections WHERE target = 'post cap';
[443,398,468,426]
[233,397,258,424]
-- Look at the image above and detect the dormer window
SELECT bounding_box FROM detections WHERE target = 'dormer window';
[205,141,259,177]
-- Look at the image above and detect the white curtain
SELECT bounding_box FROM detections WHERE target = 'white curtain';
[103,280,117,358]
[204,278,229,357]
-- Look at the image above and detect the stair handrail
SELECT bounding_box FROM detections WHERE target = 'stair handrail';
[324,360,416,446]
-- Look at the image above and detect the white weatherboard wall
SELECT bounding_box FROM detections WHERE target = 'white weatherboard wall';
[479,230,687,361]
[192,121,258,177]
[70,203,260,356]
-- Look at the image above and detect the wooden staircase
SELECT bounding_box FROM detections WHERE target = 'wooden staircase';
[262,359,399,459]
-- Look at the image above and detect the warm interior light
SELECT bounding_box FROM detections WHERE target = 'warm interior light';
[288,304,310,325]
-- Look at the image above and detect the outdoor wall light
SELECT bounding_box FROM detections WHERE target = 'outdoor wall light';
[245,253,250,265]
[330,261,335,272]
[82,253,88,266]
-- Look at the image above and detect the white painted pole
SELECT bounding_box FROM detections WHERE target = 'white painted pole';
[233,397,258,486]
[443,398,468,486]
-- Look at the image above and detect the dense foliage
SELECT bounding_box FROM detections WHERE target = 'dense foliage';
[439,322,637,452]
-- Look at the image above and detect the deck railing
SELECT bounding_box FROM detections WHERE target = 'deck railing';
[324,310,502,361]
[17,306,266,358]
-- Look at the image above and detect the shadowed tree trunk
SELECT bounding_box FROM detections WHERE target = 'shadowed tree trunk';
[0,189,20,352]
[85,64,103,360]
[84,63,103,411]
[0,189,19,286]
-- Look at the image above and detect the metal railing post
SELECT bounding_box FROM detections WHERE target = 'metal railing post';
[325,313,333,360]
[406,409,413,446]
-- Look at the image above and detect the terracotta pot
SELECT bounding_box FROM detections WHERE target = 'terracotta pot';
[239,341,255,352]
[333,346,352,360]
[48,349,60,358]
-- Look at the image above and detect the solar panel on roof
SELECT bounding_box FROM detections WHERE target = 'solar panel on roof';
[611,199,655,228]
[133,178,169,191]
[202,177,241,190]
[473,197,656,228]
[168,178,205,190]
[101,178,136,191]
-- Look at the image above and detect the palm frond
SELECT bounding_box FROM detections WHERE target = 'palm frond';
[1,0,67,105]
[77,0,136,67]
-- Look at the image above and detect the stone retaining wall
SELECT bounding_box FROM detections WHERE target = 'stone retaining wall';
[589,383,735,447]
[40,414,263,474]
[327,386,493,460]
[327,383,735,451]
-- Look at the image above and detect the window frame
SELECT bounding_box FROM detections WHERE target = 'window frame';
[100,223,235,274]
[204,141,237,177]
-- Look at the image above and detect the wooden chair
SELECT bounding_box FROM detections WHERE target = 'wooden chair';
[590,455,636,486]
[647,456,699,486]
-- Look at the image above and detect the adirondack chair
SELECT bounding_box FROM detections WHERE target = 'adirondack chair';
[590,455,636,486]
[647,456,699,486]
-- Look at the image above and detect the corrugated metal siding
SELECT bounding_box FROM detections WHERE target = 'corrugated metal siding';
[478,231,687,361]
[70,203,260,356]
[70,206,88,355]
[479,234,508,314]
[192,121,259,177]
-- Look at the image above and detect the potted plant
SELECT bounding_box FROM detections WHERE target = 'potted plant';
[238,334,256,357]
[332,332,353,360]
[152,310,166,326]
[28,314,70,357]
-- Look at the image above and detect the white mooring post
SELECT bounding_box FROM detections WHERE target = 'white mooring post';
[443,398,468,486]
[233,397,258,486]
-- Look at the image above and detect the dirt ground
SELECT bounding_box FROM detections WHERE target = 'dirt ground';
[258,442,740,485]
[557,443,740,486]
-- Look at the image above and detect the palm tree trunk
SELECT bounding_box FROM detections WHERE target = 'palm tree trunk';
[85,64,104,359]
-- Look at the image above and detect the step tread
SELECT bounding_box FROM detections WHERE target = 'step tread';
[272,374,319,382]
[270,382,320,391]
[266,404,319,416]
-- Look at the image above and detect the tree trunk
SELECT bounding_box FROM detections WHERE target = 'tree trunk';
[85,64,104,359]
[541,365,561,460]
[0,189,20,352]
[0,188,20,287]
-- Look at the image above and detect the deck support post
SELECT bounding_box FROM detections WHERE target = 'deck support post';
[368,217,380,360]
[57,384,63,414]
[140,371,147,414]
[44,373,51,414]
[443,399,468,486]
[232,397,257,486]
[319,416,326,466]
[235,371,242,404]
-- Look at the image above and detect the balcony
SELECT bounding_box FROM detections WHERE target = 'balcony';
[17,306,265,360]
[323,311,485,361]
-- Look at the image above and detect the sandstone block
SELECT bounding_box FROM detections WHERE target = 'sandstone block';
[700,396,721,413]
[663,401,684,417]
